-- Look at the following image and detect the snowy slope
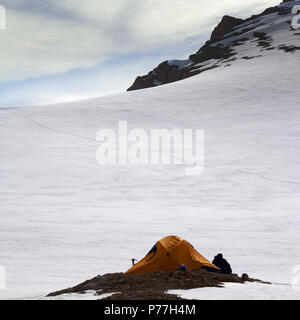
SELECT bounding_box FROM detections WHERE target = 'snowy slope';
[1,3,300,300]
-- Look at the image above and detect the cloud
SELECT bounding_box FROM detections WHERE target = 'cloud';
[0,0,280,84]
[0,2,113,82]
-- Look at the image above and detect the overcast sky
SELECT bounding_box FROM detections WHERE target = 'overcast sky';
[0,0,280,107]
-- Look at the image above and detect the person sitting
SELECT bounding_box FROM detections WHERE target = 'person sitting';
[212,253,232,274]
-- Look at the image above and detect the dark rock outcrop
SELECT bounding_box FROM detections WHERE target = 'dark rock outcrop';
[127,14,243,92]
[210,15,244,42]
[47,268,271,300]
[127,59,220,92]
[127,61,194,92]
[189,43,236,64]
[126,13,253,92]
[127,2,295,92]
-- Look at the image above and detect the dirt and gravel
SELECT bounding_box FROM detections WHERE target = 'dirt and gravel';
[47,269,271,300]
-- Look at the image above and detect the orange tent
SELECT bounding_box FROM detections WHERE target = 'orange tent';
[125,235,219,274]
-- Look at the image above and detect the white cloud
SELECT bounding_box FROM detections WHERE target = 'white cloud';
[131,0,279,42]
[0,8,112,82]
[0,0,279,83]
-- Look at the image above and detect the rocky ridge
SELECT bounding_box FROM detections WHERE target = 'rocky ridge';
[127,1,299,91]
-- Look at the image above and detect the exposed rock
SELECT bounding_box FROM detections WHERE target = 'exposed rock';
[241,273,250,281]
[189,44,236,64]
[126,2,297,92]
[278,1,295,15]
[127,15,242,92]
[278,44,300,52]
[47,268,271,300]
[127,60,219,92]
[253,31,274,48]
[210,15,244,42]
[245,6,279,21]
[127,61,192,92]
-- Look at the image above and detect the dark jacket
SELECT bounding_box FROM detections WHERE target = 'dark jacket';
[212,254,232,274]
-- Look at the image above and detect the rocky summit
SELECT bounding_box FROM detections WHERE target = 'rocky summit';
[127,1,299,91]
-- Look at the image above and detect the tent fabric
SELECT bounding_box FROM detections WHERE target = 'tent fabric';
[125,235,220,274]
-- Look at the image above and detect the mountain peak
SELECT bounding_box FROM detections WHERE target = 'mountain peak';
[127,2,300,92]
[210,15,244,41]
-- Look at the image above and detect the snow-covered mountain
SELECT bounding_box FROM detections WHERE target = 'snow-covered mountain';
[0,1,300,300]
[128,0,300,91]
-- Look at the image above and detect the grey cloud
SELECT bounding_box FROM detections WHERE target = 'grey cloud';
[0,0,279,83]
